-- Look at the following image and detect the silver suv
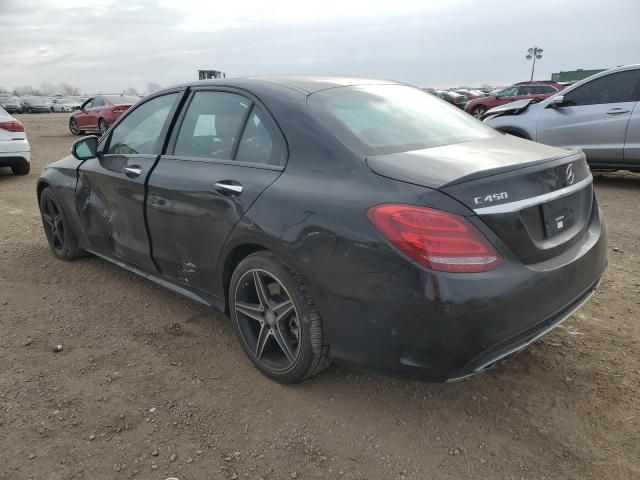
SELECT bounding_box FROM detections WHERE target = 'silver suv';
[485,65,640,172]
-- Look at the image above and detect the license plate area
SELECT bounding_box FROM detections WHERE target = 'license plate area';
[541,201,575,238]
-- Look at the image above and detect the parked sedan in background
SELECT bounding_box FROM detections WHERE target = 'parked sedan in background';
[37,77,606,383]
[0,96,23,114]
[21,96,51,113]
[51,98,81,112]
[434,90,468,109]
[69,94,138,135]
[0,106,30,175]
[465,83,560,118]
[485,64,640,172]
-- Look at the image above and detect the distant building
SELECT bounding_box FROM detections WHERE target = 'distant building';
[198,69,226,80]
[551,68,605,82]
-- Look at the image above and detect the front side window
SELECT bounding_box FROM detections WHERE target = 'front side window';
[564,70,640,106]
[498,87,518,97]
[106,93,178,155]
[92,97,105,108]
[308,84,494,156]
[174,91,249,160]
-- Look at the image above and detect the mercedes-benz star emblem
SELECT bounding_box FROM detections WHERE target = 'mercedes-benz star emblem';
[566,163,575,185]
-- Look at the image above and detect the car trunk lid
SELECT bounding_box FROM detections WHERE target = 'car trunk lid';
[366,135,594,265]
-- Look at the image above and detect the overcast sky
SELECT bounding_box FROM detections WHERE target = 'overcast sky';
[1,0,638,93]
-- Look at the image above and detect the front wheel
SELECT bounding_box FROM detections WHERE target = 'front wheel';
[39,188,86,261]
[69,118,83,135]
[229,251,330,383]
[471,105,487,119]
[98,119,108,135]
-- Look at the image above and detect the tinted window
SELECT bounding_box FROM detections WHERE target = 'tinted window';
[106,93,178,155]
[308,84,494,156]
[564,70,640,106]
[236,108,286,166]
[92,97,105,107]
[517,86,534,95]
[174,91,249,160]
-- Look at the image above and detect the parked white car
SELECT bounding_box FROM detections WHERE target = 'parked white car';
[51,98,81,112]
[0,106,30,175]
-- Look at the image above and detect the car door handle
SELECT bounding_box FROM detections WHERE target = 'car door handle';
[606,108,630,115]
[123,166,142,178]
[214,182,243,195]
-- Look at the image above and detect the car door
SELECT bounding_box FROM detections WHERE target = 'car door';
[86,96,106,130]
[146,88,286,295]
[622,82,640,164]
[536,69,640,162]
[76,91,182,272]
[76,98,94,128]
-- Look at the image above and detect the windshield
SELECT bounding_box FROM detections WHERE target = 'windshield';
[308,84,494,156]
[104,95,139,104]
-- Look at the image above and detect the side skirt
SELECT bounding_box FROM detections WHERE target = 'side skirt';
[86,249,226,311]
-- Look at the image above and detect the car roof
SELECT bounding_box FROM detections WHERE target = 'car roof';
[172,76,403,95]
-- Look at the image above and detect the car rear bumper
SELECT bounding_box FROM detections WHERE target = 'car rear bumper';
[312,207,607,381]
[0,148,30,167]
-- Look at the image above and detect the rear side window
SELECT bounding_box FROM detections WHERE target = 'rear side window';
[308,84,494,156]
[564,70,640,106]
[173,91,249,160]
[235,108,286,166]
[106,93,178,155]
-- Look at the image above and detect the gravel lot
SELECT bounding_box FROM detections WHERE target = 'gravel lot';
[1,113,639,480]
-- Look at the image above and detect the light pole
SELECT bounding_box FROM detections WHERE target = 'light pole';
[526,47,543,82]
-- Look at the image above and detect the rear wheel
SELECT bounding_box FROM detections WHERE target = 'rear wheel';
[11,161,30,175]
[471,105,487,119]
[229,251,329,383]
[39,188,86,261]
[69,118,83,135]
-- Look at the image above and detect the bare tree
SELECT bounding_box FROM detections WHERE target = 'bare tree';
[14,85,40,96]
[0,86,8,94]
[146,82,161,94]
[124,87,140,96]
[58,82,81,96]
[39,82,57,96]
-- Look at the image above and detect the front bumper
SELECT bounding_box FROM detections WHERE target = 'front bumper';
[312,207,607,381]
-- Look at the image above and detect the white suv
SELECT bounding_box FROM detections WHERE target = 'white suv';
[0,106,31,175]
[485,65,640,172]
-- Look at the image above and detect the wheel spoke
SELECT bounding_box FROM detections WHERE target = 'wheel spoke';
[255,325,271,359]
[42,213,54,227]
[235,301,264,322]
[53,229,64,247]
[273,326,295,363]
[252,271,271,309]
[272,299,294,321]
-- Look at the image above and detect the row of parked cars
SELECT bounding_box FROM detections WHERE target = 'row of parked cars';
[429,81,567,118]
[0,94,87,114]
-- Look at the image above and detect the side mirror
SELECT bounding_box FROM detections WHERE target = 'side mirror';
[550,95,565,107]
[71,136,99,160]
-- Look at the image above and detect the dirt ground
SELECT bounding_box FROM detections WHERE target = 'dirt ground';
[1,113,638,480]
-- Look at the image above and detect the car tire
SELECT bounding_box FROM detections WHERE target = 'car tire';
[471,105,487,119]
[11,161,30,175]
[229,251,330,383]
[39,188,86,261]
[98,119,108,135]
[69,118,83,135]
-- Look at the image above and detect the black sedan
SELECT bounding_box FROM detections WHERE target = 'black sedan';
[37,77,607,383]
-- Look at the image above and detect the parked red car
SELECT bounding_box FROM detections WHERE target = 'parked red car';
[69,95,139,135]
[465,83,560,118]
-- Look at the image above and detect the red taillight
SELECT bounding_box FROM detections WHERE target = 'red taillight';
[367,204,502,273]
[0,120,24,132]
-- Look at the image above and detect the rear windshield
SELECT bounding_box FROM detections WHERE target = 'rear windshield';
[104,95,139,104]
[308,84,494,156]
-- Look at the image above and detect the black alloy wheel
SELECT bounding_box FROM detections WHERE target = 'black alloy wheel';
[230,252,329,383]
[39,188,85,260]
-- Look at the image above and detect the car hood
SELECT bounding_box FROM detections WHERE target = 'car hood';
[482,99,534,119]
[365,134,576,188]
